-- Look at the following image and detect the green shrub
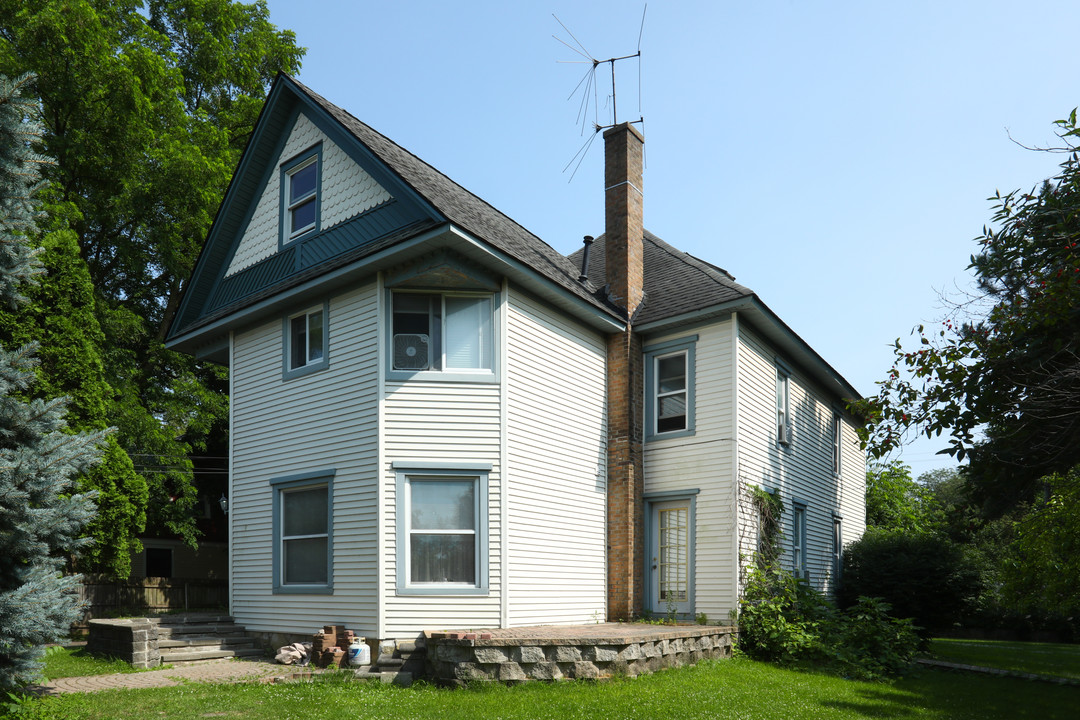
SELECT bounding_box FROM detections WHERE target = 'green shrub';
[738,562,919,679]
[839,528,984,636]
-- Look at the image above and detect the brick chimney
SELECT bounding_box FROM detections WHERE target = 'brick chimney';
[604,122,645,621]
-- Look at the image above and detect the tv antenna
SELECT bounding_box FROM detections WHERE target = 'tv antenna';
[554,5,647,181]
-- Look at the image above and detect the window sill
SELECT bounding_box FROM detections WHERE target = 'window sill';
[273,584,334,595]
[283,360,328,381]
[387,369,497,384]
[646,428,696,443]
[395,586,489,597]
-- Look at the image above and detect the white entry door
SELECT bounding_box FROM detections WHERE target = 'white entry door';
[649,500,692,617]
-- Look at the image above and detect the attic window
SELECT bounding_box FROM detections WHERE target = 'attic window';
[280,145,322,243]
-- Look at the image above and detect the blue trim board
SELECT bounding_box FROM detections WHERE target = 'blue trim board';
[278,141,323,252]
[394,466,490,596]
[281,299,330,381]
[644,335,697,442]
[270,469,336,595]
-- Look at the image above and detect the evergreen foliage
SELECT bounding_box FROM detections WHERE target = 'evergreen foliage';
[0,0,303,547]
[0,73,100,688]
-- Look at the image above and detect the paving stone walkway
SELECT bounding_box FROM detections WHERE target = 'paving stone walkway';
[30,657,312,695]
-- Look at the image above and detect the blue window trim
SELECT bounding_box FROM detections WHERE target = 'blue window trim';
[278,143,323,249]
[644,335,697,442]
[831,413,842,476]
[384,289,500,384]
[282,300,330,381]
[643,493,697,620]
[791,500,808,579]
[392,462,491,596]
[271,469,335,595]
[775,358,792,448]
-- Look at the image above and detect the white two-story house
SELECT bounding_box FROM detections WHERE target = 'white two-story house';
[166,74,865,643]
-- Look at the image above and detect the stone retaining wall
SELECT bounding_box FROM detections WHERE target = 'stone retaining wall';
[86,618,161,669]
[424,626,736,685]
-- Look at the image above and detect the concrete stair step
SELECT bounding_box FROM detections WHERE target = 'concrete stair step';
[157,624,247,638]
[353,668,413,687]
[159,636,257,650]
[154,614,235,626]
[160,647,265,664]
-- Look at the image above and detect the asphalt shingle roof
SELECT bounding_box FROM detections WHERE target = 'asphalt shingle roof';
[568,230,755,326]
[291,77,616,319]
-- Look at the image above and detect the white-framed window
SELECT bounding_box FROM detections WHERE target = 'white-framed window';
[832,414,842,475]
[393,463,490,595]
[390,291,493,374]
[792,503,807,579]
[283,303,328,379]
[271,470,334,594]
[776,363,791,446]
[280,151,317,240]
[644,335,697,440]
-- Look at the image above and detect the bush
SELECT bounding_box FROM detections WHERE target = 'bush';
[738,563,919,680]
[839,528,984,636]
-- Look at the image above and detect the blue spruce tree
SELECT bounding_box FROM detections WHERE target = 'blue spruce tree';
[0,74,100,688]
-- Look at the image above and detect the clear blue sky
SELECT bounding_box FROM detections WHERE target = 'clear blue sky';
[265,0,1080,476]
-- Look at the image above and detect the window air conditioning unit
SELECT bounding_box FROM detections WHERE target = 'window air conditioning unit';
[394,333,430,370]
[778,422,789,444]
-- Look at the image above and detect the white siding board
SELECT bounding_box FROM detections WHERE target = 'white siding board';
[505,290,608,627]
[229,282,380,636]
[226,112,392,276]
[644,319,738,622]
[736,323,865,595]
[382,372,503,636]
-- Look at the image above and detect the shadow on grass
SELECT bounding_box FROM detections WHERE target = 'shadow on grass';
[819,667,1079,720]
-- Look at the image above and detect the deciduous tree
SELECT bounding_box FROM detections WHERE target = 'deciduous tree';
[855,111,1080,513]
[0,0,303,546]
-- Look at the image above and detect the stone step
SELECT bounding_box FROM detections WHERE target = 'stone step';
[160,646,265,664]
[157,623,247,638]
[159,635,257,650]
[154,614,235,626]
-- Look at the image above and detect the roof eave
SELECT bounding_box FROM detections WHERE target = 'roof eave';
[637,295,862,403]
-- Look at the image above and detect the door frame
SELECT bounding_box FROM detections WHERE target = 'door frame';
[644,489,699,620]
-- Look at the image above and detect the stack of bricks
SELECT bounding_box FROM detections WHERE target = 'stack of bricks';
[312,625,357,668]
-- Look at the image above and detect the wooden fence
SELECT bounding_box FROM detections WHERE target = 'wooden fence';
[75,574,228,620]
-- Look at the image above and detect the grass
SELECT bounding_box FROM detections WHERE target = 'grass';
[39,646,138,680]
[18,656,1080,720]
[929,638,1080,680]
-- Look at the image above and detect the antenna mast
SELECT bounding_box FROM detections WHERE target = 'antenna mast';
[554,5,647,179]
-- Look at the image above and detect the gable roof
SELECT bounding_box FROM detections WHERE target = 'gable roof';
[568,230,754,326]
[167,74,619,355]
[570,232,861,401]
[293,78,614,316]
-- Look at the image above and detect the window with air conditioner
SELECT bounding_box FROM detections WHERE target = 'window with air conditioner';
[776,363,791,447]
[390,292,493,376]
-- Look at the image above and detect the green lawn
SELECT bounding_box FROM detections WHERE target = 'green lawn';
[929,638,1080,680]
[19,657,1079,720]
[39,646,139,680]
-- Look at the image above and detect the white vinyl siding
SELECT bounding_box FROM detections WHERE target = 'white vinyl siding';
[229,282,380,635]
[736,323,865,595]
[226,112,392,277]
[382,331,503,637]
[505,289,608,626]
[643,318,738,622]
